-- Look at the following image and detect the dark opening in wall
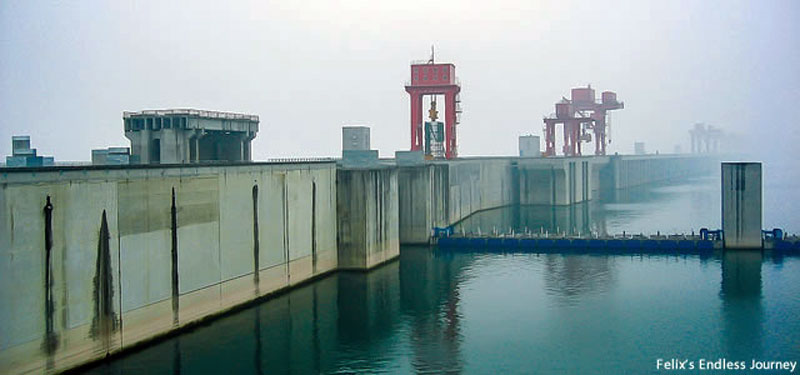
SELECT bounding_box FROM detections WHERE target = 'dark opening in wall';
[151,139,161,164]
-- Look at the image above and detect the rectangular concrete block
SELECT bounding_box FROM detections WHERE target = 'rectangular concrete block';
[722,162,762,249]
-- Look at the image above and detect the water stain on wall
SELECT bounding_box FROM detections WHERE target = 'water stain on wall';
[42,195,58,360]
[171,187,179,325]
[91,210,117,346]
[252,184,260,291]
[312,181,317,273]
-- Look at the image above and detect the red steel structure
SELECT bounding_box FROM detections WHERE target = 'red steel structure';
[543,85,623,157]
[405,60,461,159]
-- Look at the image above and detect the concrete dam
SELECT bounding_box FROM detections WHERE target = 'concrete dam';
[0,154,713,374]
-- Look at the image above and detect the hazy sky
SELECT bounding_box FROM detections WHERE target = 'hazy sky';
[1,0,798,167]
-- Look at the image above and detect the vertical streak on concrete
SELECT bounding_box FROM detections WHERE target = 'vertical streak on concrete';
[376,173,382,251]
[170,188,179,325]
[311,181,317,274]
[91,210,116,352]
[42,195,58,364]
[252,185,260,291]
[550,167,556,205]
[282,176,290,283]
[116,195,124,347]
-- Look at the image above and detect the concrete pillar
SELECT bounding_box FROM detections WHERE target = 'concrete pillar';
[722,162,762,249]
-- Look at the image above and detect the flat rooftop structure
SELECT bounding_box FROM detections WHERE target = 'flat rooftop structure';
[124,108,259,164]
[123,108,259,122]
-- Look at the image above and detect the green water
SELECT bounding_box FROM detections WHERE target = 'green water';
[85,177,800,374]
[85,249,800,374]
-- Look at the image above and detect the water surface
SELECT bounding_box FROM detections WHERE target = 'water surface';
[86,177,800,374]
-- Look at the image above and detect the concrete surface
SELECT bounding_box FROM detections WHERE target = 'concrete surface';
[0,162,337,374]
[722,162,762,249]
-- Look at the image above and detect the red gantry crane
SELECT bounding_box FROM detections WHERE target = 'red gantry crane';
[543,85,624,157]
[405,48,462,159]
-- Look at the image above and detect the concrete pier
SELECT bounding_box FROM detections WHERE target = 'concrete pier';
[722,162,762,249]
[336,167,400,270]
[398,164,449,244]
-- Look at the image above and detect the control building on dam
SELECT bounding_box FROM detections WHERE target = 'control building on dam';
[124,109,259,164]
[0,150,715,374]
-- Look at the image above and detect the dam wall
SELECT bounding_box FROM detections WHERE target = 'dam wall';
[0,162,338,374]
[0,153,716,373]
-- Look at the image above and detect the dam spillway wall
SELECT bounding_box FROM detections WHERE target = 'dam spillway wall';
[0,162,339,374]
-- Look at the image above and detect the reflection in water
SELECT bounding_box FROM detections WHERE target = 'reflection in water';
[720,251,763,359]
[82,247,800,375]
[543,255,616,305]
[400,249,471,374]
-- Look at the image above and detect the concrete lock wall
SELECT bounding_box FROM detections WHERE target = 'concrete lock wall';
[395,154,716,244]
[336,167,400,270]
[516,157,599,206]
[0,162,338,374]
[605,154,714,190]
[445,158,516,224]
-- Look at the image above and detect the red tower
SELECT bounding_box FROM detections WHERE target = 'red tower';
[543,86,623,157]
[405,59,461,159]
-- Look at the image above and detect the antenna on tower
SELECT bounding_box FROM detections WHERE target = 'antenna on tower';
[428,45,435,64]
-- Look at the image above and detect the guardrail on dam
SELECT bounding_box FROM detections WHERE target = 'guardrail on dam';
[0,154,713,374]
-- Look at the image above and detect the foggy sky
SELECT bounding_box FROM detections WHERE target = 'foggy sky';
[1,0,798,169]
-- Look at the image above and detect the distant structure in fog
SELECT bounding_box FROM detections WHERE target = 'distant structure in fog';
[5,135,54,167]
[124,109,259,164]
[519,135,541,157]
[634,142,646,155]
[542,85,624,157]
[689,123,723,154]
